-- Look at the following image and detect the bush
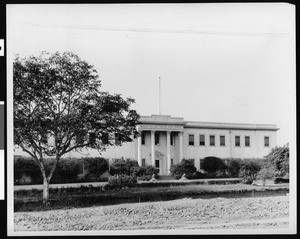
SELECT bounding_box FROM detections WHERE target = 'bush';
[132,165,159,181]
[170,159,197,180]
[226,158,243,177]
[51,158,81,183]
[109,158,138,176]
[82,157,109,178]
[202,157,226,176]
[188,171,205,179]
[14,157,43,184]
[264,144,289,178]
[256,165,277,186]
[274,177,289,184]
[106,174,137,189]
[240,161,261,184]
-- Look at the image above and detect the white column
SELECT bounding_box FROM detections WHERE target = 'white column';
[151,130,155,166]
[179,131,183,161]
[137,131,142,165]
[166,131,171,174]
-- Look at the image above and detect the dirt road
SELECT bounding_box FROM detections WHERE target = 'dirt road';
[14,195,289,231]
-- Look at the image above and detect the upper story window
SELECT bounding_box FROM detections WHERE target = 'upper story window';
[220,135,225,146]
[141,133,145,145]
[245,136,250,147]
[235,136,240,147]
[209,135,215,146]
[188,134,194,146]
[264,136,270,147]
[155,132,160,145]
[199,134,205,146]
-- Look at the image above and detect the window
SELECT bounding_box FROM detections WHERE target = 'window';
[264,136,270,147]
[142,158,146,167]
[209,135,215,146]
[170,134,174,146]
[245,136,250,147]
[199,134,205,146]
[171,158,174,166]
[220,135,225,146]
[200,158,204,170]
[155,132,160,145]
[141,133,145,145]
[155,159,160,168]
[188,134,194,146]
[235,136,240,147]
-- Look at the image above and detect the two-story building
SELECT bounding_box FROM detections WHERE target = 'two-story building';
[100,114,279,175]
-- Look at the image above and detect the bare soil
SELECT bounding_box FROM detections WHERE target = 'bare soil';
[14,195,289,231]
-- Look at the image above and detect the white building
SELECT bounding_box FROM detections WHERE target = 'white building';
[101,114,278,175]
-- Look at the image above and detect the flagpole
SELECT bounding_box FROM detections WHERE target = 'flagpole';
[159,76,161,115]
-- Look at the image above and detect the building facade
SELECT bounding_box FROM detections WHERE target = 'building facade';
[101,114,279,175]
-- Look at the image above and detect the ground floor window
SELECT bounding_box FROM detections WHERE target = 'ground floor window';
[171,158,174,166]
[200,158,204,169]
[155,159,160,168]
[142,158,146,166]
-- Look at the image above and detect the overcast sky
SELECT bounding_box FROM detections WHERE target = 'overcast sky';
[7,3,295,147]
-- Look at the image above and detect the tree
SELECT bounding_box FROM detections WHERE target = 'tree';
[264,143,289,178]
[14,51,140,205]
[256,165,276,186]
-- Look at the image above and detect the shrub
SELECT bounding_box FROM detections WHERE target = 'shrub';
[226,158,243,177]
[132,165,159,181]
[264,144,289,178]
[51,158,81,183]
[82,157,109,178]
[109,158,138,176]
[14,157,43,184]
[106,174,137,189]
[215,170,230,178]
[274,177,289,184]
[188,171,205,179]
[240,161,261,184]
[202,157,226,176]
[256,165,277,186]
[170,159,197,180]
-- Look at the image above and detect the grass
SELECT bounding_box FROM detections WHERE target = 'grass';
[14,183,289,212]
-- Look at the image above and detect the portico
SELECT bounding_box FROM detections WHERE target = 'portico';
[136,115,185,175]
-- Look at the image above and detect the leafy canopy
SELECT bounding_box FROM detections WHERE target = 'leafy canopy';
[14,51,140,159]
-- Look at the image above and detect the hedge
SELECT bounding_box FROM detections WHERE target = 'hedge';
[14,157,110,185]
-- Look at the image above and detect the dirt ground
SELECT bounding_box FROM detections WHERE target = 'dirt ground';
[14,195,289,231]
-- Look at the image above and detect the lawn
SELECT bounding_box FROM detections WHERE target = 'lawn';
[14,183,289,212]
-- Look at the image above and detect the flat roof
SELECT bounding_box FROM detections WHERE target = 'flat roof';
[139,115,279,131]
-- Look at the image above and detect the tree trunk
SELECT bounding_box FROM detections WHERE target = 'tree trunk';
[43,178,50,206]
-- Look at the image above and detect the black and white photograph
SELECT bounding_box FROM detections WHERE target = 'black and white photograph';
[4,2,296,236]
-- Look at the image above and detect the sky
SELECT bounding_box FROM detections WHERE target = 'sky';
[7,3,295,147]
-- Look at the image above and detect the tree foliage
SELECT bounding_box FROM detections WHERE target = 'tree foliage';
[170,159,197,180]
[264,143,289,178]
[202,157,226,175]
[14,51,140,204]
